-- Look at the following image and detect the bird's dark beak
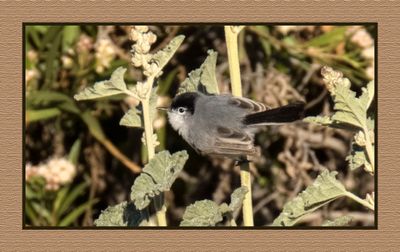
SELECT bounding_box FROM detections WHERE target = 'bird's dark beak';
[157,107,169,111]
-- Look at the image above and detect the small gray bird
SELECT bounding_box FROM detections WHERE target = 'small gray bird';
[165,92,305,161]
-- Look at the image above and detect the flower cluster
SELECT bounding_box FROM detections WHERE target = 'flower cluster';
[95,38,116,73]
[25,157,77,191]
[321,66,351,95]
[130,26,158,77]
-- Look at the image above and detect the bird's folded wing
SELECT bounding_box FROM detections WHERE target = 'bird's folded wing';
[212,126,256,156]
[228,96,269,113]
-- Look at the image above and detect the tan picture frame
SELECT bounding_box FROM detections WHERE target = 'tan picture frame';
[1,1,398,250]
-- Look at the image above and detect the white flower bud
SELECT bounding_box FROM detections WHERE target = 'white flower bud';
[144,32,157,44]
[27,50,38,63]
[134,25,149,33]
[130,29,141,41]
[131,53,143,67]
[61,55,74,69]
[139,41,151,54]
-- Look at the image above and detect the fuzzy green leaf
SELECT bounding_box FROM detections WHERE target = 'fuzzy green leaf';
[229,186,248,212]
[180,187,247,226]
[74,67,128,100]
[322,215,353,226]
[120,107,142,128]
[331,83,366,129]
[316,67,373,130]
[94,201,144,227]
[346,142,370,171]
[198,49,219,94]
[151,35,185,74]
[178,49,220,95]
[179,68,202,94]
[119,88,158,128]
[130,150,188,210]
[272,169,348,226]
[180,200,223,226]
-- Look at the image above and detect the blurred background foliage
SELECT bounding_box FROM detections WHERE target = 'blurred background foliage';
[24,24,375,227]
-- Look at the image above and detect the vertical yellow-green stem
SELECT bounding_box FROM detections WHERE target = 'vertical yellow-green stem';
[142,91,167,226]
[224,26,254,226]
[225,26,242,97]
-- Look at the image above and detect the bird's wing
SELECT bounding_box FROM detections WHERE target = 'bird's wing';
[211,126,256,156]
[227,96,269,113]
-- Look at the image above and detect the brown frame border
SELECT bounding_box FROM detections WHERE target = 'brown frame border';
[2,1,399,250]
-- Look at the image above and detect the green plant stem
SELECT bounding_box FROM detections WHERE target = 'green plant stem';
[225,26,242,97]
[141,78,167,227]
[224,25,254,226]
[345,191,374,211]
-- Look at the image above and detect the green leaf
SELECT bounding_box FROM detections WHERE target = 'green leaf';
[80,110,106,141]
[346,143,369,171]
[59,199,97,227]
[151,35,185,74]
[272,169,348,226]
[120,87,158,128]
[306,27,347,48]
[57,182,88,218]
[360,81,374,110]
[25,200,39,225]
[326,67,371,129]
[62,26,80,52]
[43,28,62,89]
[120,107,143,128]
[229,186,248,212]
[26,90,80,115]
[180,200,223,227]
[178,49,220,95]
[26,108,61,123]
[308,67,374,132]
[130,150,188,210]
[322,215,353,226]
[53,185,70,216]
[198,50,219,94]
[68,138,81,166]
[31,201,52,224]
[331,83,366,129]
[178,68,202,94]
[74,67,128,100]
[179,187,247,226]
[94,201,144,227]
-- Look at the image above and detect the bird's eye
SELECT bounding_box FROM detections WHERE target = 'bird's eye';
[177,107,186,114]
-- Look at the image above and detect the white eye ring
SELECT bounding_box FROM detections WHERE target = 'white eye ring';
[177,107,186,115]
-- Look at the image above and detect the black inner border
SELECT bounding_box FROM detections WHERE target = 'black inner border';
[22,22,378,230]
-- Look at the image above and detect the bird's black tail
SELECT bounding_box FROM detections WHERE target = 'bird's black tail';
[243,102,305,126]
